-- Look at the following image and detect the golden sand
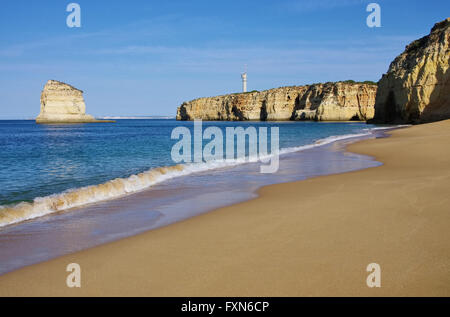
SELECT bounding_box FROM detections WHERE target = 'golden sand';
[0,120,449,296]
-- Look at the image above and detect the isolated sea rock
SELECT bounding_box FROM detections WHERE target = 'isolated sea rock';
[176,82,377,121]
[371,18,450,123]
[36,80,109,124]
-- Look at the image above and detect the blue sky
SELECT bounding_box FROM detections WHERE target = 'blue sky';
[0,0,448,118]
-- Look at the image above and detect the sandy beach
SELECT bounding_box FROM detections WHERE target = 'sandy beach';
[0,120,449,297]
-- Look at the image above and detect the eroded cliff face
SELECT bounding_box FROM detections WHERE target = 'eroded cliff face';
[177,82,377,121]
[36,80,99,123]
[292,82,377,121]
[372,18,450,123]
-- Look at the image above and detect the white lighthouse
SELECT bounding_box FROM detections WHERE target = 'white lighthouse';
[241,69,247,93]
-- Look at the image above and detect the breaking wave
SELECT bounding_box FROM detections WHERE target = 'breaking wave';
[0,130,378,227]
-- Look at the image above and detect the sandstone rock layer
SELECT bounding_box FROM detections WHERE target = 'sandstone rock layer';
[36,80,108,124]
[371,18,450,123]
[177,82,377,121]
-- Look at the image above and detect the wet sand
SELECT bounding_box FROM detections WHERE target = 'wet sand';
[0,120,449,296]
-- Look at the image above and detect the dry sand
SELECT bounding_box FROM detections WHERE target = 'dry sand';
[0,120,449,296]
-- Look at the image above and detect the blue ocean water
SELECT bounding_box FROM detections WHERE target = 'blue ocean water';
[0,119,394,274]
[0,119,377,207]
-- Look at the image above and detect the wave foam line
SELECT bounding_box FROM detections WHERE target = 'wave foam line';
[0,129,381,228]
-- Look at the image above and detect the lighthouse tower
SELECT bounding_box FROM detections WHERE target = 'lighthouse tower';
[241,68,247,93]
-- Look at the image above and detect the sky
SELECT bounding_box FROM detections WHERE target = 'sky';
[0,0,448,118]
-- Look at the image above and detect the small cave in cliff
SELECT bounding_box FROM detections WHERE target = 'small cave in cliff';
[260,102,268,121]
[383,90,400,123]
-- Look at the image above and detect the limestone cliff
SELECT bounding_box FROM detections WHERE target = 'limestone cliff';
[292,82,377,121]
[36,80,110,124]
[177,82,377,121]
[371,18,450,123]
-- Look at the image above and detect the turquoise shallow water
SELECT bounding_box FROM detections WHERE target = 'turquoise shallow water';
[0,119,378,206]
[0,119,394,274]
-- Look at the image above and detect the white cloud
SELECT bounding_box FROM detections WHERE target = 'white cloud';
[285,0,368,12]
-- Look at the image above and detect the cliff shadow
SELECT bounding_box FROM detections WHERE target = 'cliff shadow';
[260,101,268,121]
[385,90,402,122]
[177,104,190,120]
[231,106,245,121]
[289,94,306,120]
[371,90,403,123]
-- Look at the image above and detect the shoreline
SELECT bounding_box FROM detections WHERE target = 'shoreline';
[0,125,381,228]
[0,128,382,275]
[0,120,449,296]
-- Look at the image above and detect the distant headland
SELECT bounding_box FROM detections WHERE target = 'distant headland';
[177,81,377,121]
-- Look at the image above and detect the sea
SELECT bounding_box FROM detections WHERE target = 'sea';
[0,119,396,274]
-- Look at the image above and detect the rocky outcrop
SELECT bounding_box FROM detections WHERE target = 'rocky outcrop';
[176,82,377,121]
[371,18,450,123]
[292,82,377,121]
[36,80,111,124]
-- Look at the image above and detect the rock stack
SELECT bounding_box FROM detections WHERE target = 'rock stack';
[36,80,112,124]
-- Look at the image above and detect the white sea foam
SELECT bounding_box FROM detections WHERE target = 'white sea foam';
[363,124,411,132]
[0,127,387,227]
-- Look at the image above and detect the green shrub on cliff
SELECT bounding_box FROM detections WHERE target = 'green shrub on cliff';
[341,80,378,85]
